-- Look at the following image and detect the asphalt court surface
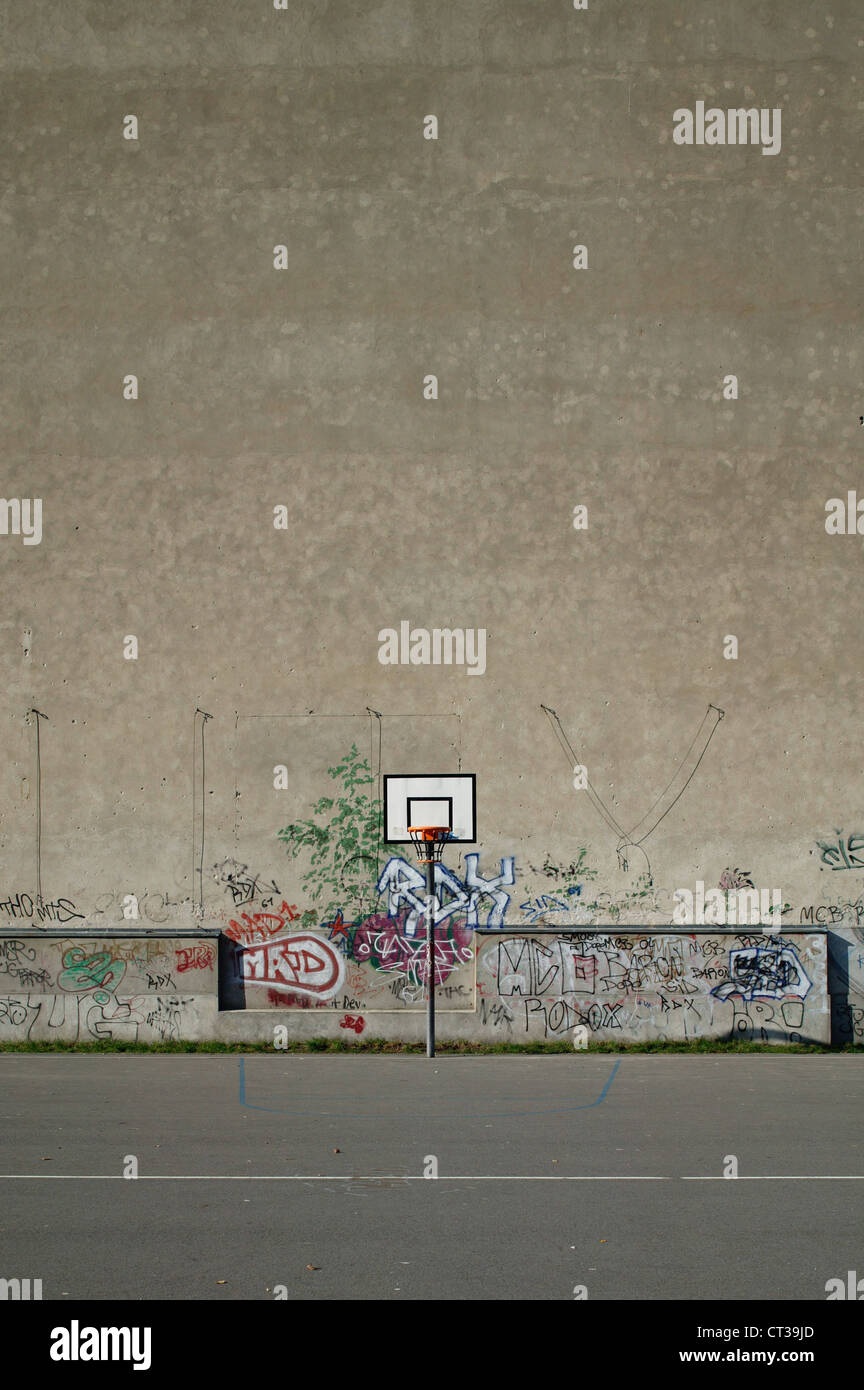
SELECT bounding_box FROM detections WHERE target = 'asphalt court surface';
[1,1055,861,1300]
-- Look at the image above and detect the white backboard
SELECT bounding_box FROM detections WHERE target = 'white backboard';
[383,774,476,844]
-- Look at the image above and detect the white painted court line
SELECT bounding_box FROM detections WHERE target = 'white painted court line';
[0,1174,669,1181]
[1,1173,860,1181]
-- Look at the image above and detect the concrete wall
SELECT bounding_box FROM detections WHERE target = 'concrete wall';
[2,1,864,1049]
[225,924,831,1045]
[0,927,831,1045]
[0,932,220,1044]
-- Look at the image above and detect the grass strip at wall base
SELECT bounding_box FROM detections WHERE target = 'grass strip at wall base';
[0,1040,861,1055]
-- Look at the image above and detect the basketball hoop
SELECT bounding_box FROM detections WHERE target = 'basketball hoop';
[407,825,451,864]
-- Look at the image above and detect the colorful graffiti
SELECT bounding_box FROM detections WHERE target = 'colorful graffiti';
[477,932,827,1043]
[176,943,216,973]
[228,903,476,1011]
[350,912,473,1000]
[0,925,832,1042]
[239,933,345,1000]
[57,947,126,1004]
[376,854,515,934]
[339,1014,366,1034]
[0,938,215,1043]
[226,899,301,946]
[711,946,812,1002]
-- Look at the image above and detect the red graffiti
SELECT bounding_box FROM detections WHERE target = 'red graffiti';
[175,944,216,973]
[339,1014,366,1035]
[570,954,598,984]
[351,912,473,988]
[225,900,301,946]
[324,910,351,944]
[267,988,317,1009]
[240,933,345,1000]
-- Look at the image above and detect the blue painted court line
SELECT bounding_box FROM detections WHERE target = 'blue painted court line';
[238,1055,621,1119]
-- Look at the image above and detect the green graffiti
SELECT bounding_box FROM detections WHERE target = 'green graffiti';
[58,947,126,1005]
[277,744,401,928]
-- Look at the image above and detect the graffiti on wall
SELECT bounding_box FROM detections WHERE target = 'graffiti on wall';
[350,912,473,1000]
[239,933,345,1001]
[277,744,403,926]
[0,938,52,988]
[232,907,475,1011]
[176,943,216,973]
[91,889,193,923]
[0,938,212,1043]
[711,946,812,1003]
[0,986,144,1044]
[477,932,826,1043]
[718,867,754,891]
[225,899,301,946]
[142,998,193,1042]
[339,1013,365,1034]
[800,902,864,925]
[815,833,864,872]
[376,854,515,934]
[273,742,699,934]
[0,997,29,1026]
[213,858,283,909]
[519,890,581,923]
[57,947,126,1004]
[210,743,840,1031]
[0,893,83,924]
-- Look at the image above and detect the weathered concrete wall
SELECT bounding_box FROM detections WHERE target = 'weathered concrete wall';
[2,1,864,1036]
[474,930,829,1045]
[0,932,220,1044]
[1,927,830,1045]
[222,925,830,1045]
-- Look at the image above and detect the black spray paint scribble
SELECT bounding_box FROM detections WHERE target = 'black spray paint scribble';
[541,703,725,880]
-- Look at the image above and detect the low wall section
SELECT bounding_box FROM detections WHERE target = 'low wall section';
[0,927,833,1045]
[0,932,220,1044]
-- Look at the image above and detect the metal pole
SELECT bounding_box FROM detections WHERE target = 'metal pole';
[34,711,42,906]
[426,858,436,1058]
[29,709,48,913]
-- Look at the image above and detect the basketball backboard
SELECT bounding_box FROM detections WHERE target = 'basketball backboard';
[383,773,476,845]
